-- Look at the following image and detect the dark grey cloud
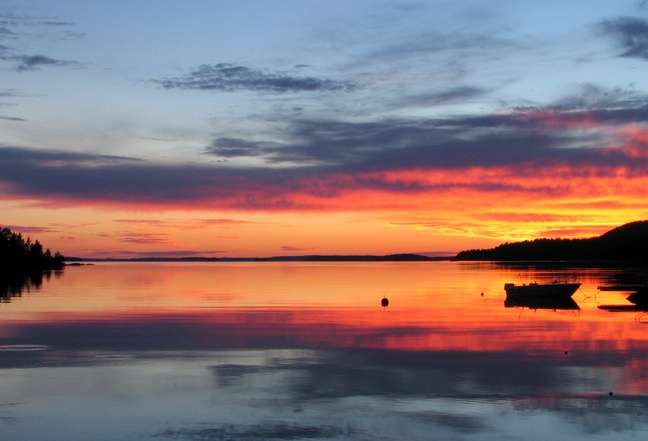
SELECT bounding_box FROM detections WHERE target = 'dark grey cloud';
[203,84,648,166]
[0,14,75,28]
[0,26,17,38]
[39,20,73,27]
[1,54,80,72]
[548,83,648,110]
[0,147,141,163]
[390,86,489,108]
[155,63,357,93]
[207,97,648,168]
[1,88,648,208]
[0,115,25,121]
[599,17,648,60]
[205,137,281,157]
[352,30,522,69]
[0,14,82,70]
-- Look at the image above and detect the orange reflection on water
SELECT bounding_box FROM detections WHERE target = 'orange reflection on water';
[1,262,647,356]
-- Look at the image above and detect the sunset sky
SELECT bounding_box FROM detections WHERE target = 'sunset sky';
[2,0,648,257]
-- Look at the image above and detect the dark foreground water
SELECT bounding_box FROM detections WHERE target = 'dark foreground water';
[1,262,648,440]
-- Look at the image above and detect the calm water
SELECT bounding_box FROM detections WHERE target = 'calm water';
[1,262,648,440]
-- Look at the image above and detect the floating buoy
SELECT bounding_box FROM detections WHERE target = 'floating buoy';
[381,297,389,308]
[609,391,614,397]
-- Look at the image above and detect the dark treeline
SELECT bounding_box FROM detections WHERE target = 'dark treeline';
[0,226,65,270]
[456,220,648,261]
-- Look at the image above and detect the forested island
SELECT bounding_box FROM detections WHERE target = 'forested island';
[456,220,648,261]
[0,226,65,270]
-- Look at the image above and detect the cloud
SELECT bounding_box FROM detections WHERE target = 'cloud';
[120,232,167,244]
[4,225,57,234]
[0,14,83,71]
[113,218,254,227]
[1,54,80,72]
[0,115,25,121]
[113,219,166,226]
[208,108,648,168]
[280,245,311,252]
[0,14,76,29]
[154,63,357,93]
[391,86,489,108]
[199,218,255,225]
[38,21,73,27]
[1,92,648,210]
[599,17,648,60]
[205,137,281,157]
[547,83,648,111]
[106,249,225,258]
[352,30,522,69]
[0,27,17,40]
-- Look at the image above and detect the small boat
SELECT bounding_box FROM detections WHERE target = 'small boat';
[504,282,581,298]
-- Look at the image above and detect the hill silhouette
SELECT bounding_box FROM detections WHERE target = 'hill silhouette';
[0,226,65,270]
[456,221,648,261]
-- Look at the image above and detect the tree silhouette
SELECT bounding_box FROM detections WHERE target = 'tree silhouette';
[0,226,65,270]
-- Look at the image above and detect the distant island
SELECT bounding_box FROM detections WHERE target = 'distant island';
[456,220,648,261]
[68,253,443,263]
[0,226,65,270]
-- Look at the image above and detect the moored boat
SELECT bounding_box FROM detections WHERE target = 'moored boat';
[504,282,581,298]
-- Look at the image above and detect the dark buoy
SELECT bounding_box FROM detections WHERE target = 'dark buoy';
[609,391,614,397]
[381,297,389,308]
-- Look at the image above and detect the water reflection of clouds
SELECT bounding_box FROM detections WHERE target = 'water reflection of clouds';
[159,423,350,440]
[210,349,613,400]
[206,349,648,437]
[2,347,648,440]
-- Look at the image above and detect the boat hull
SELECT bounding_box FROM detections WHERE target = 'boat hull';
[504,283,581,298]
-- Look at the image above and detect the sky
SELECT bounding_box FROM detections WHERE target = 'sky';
[1,0,648,258]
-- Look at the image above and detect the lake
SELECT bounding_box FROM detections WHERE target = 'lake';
[1,261,648,440]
